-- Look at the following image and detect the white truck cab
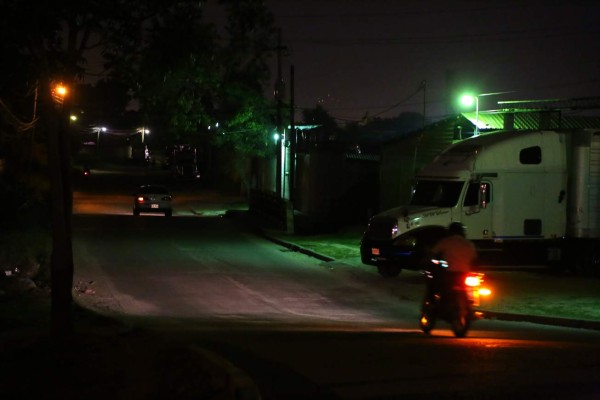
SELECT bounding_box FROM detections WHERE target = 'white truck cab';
[361,129,599,277]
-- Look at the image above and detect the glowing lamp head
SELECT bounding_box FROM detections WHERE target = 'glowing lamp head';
[460,94,475,107]
[56,85,67,96]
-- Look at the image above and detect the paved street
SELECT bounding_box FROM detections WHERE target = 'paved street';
[68,182,600,399]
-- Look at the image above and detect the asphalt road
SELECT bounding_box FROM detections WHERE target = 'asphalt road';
[71,173,600,399]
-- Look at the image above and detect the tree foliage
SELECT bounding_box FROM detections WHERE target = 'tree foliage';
[302,104,339,133]
[103,0,277,149]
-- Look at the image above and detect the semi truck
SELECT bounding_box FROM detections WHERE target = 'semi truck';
[360,129,600,277]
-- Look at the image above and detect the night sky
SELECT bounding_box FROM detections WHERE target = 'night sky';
[263,0,600,124]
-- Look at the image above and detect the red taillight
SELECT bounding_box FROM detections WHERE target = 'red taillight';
[465,274,482,287]
[465,273,492,297]
[137,196,145,203]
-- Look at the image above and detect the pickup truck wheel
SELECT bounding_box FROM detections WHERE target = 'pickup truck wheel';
[377,264,401,278]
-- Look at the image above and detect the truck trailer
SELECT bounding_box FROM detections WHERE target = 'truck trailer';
[360,129,600,277]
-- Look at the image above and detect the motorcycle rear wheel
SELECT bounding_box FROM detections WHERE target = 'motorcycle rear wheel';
[451,295,471,338]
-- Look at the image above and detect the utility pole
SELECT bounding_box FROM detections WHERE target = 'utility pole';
[286,65,296,234]
[274,29,285,197]
[421,80,427,129]
[289,65,295,203]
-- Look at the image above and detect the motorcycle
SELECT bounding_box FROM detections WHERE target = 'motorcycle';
[419,258,492,337]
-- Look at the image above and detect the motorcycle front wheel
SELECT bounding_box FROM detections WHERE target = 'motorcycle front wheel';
[419,300,436,334]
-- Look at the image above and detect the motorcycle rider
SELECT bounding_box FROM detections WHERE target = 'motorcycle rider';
[421,223,483,337]
[431,222,477,273]
[425,222,477,299]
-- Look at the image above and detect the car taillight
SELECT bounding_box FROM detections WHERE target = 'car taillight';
[137,196,145,203]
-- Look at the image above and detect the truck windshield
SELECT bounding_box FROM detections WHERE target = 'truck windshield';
[410,181,465,207]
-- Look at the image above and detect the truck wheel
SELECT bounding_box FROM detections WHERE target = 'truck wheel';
[377,264,401,278]
[572,248,600,277]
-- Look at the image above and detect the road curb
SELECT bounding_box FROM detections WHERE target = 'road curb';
[263,235,335,263]
[481,310,600,331]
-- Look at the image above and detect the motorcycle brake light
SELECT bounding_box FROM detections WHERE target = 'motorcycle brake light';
[465,275,481,287]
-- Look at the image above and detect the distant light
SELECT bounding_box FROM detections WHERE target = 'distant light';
[460,94,475,107]
[55,84,68,97]
[70,115,77,121]
[273,133,280,141]
[51,82,68,104]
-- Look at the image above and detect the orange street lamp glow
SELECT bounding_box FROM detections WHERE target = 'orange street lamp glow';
[55,84,68,97]
[51,82,69,105]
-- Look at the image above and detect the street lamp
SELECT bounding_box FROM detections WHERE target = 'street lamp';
[460,94,480,136]
[138,127,150,143]
[96,126,107,152]
[52,82,68,105]
[460,91,516,136]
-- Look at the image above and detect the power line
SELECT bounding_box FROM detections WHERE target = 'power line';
[286,27,600,47]
[273,3,579,19]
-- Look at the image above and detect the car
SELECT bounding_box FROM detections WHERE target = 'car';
[133,185,173,217]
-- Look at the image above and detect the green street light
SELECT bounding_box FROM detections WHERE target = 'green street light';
[460,91,516,137]
[460,94,476,107]
[460,94,480,136]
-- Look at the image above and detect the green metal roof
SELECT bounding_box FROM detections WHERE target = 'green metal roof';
[462,111,600,131]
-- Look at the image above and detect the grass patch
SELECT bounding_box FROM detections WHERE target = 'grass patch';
[270,226,364,260]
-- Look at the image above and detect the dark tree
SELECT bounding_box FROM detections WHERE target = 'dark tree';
[302,104,339,133]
